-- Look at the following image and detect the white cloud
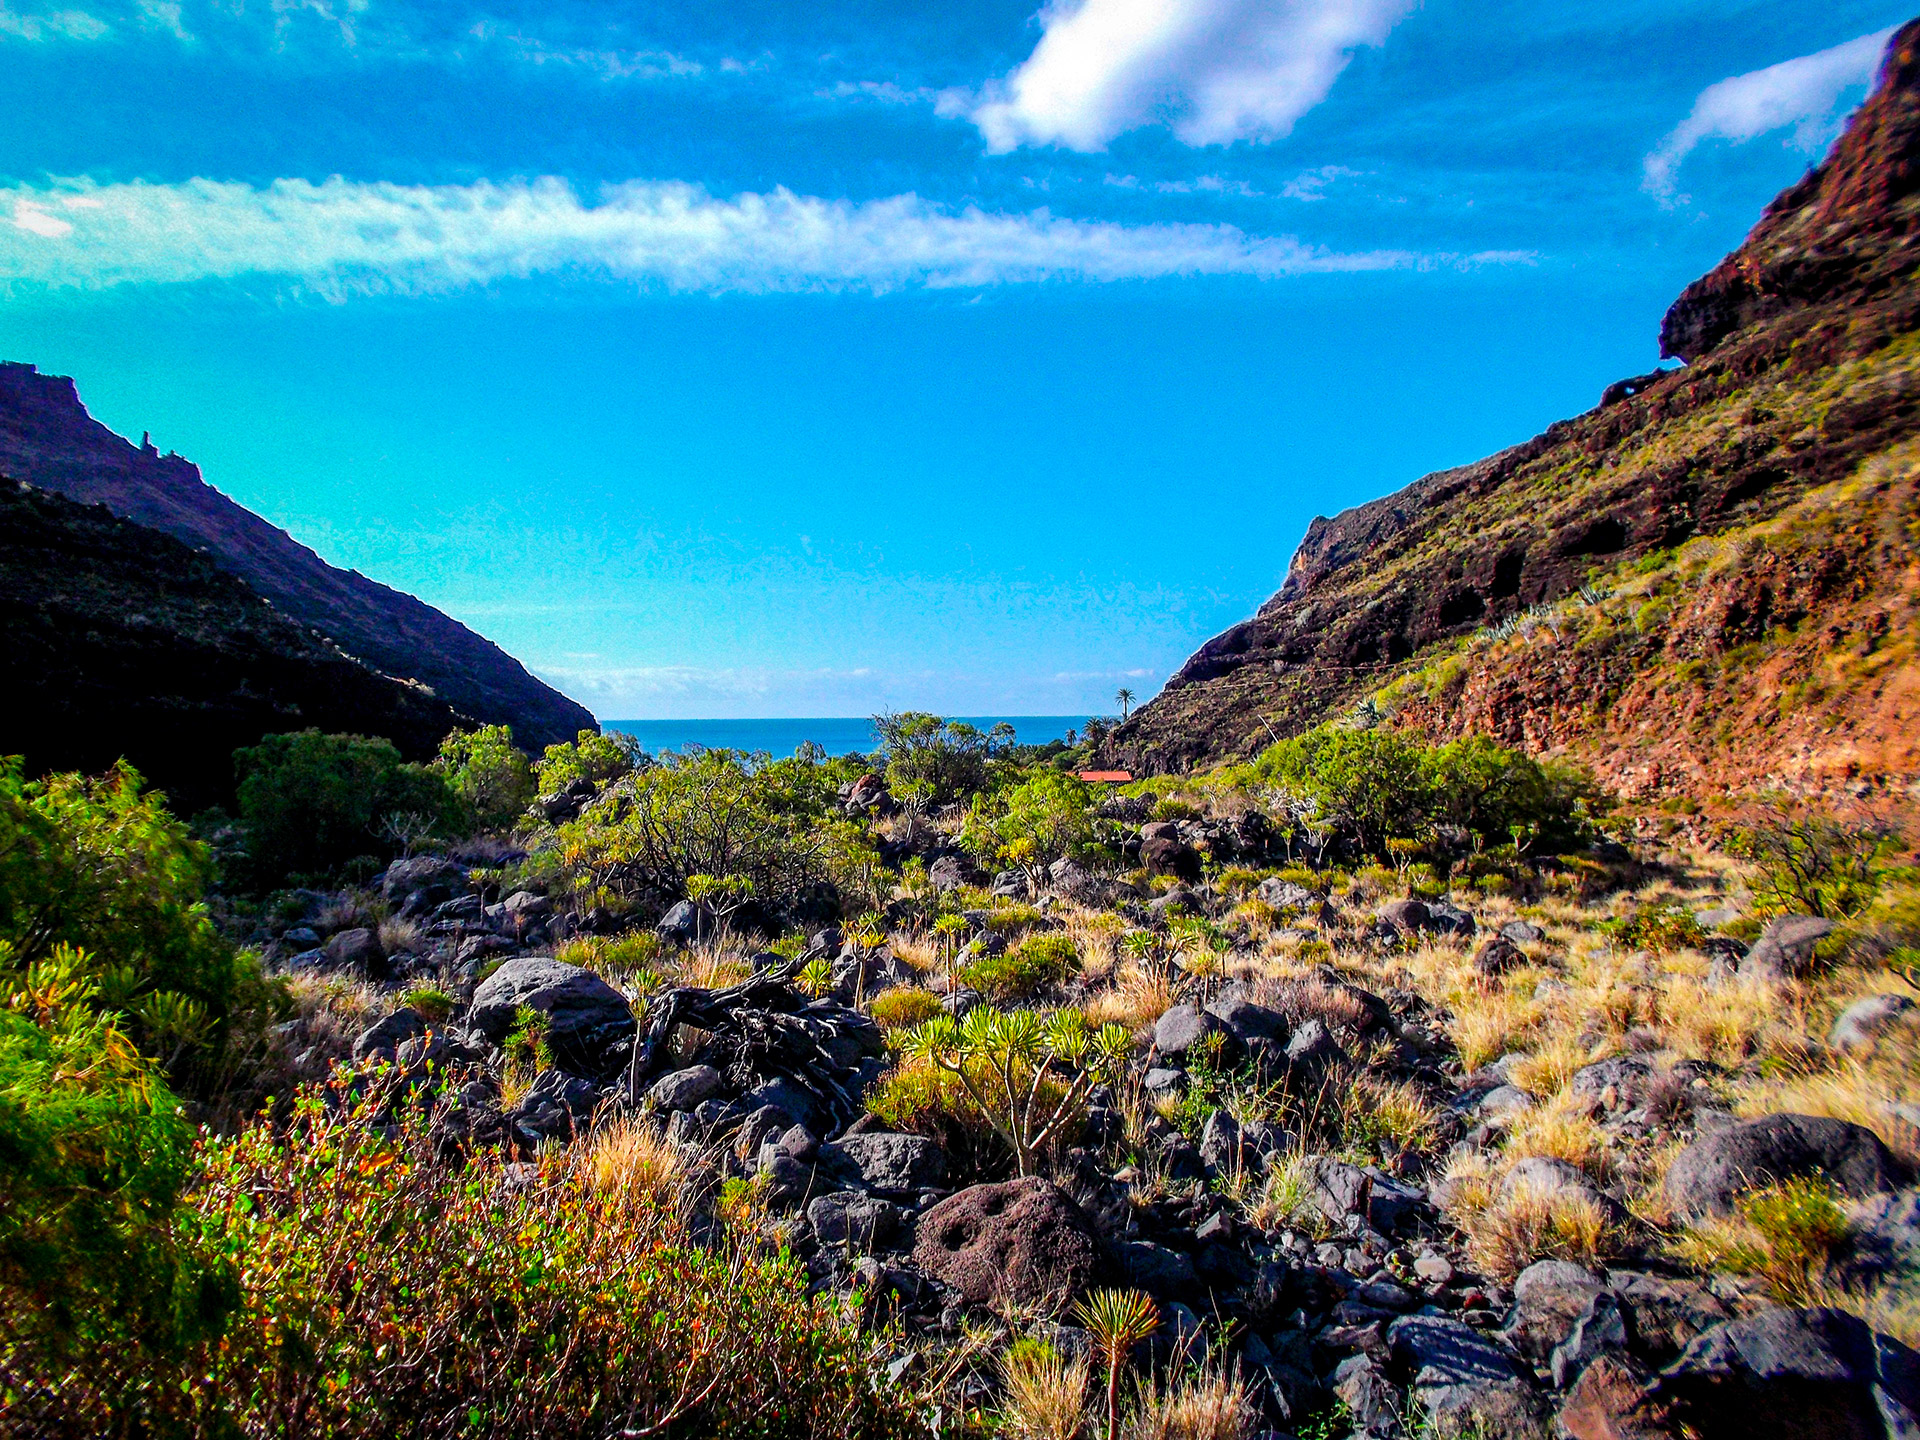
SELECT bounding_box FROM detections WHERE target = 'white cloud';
[966,0,1416,152]
[465,21,705,80]
[0,173,1505,296]
[0,3,109,40]
[1645,26,1896,197]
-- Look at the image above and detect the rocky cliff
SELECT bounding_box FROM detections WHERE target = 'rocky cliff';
[1106,18,1920,801]
[0,479,470,813]
[0,364,596,751]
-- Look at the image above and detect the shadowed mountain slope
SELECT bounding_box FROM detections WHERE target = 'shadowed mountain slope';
[0,363,596,752]
[0,479,470,813]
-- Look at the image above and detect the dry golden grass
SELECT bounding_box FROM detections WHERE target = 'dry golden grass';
[1343,1076,1440,1151]
[1507,1034,1601,1097]
[1063,910,1125,979]
[999,1341,1091,1440]
[1249,1151,1330,1237]
[1657,974,1794,1066]
[888,932,939,974]
[376,916,422,957]
[1448,993,1544,1072]
[1125,1364,1256,1440]
[1086,964,1179,1031]
[1503,1093,1613,1179]
[1463,1178,1613,1281]
[577,1115,692,1216]
[1737,1053,1920,1168]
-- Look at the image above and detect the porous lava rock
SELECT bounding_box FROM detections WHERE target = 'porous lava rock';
[912,1178,1103,1305]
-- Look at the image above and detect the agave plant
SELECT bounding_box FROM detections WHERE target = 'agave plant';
[900,1005,1131,1176]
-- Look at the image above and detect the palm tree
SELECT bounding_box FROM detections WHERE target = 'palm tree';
[1114,687,1136,722]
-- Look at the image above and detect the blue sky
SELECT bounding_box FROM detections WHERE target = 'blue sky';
[0,0,1906,720]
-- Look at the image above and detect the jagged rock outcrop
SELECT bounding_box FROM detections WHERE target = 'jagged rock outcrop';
[1105,20,1920,793]
[0,363,595,751]
[0,479,467,811]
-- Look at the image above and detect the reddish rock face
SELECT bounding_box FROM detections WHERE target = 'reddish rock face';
[911,1177,1104,1306]
[1662,19,1920,363]
[1103,23,1920,799]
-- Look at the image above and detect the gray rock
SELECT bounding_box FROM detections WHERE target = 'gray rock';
[1376,898,1432,938]
[1501,920,1546,945]
[1427,900,1476,937]
[1153,1004,1229,1061]
[1119,1240,1197,1298]
[736,1075,822,1133]
[806,1191,904,1251]
[1144,1066,1187,1098]
[1200,1110,1253,1174]
[352,1007,427,1065]
[469,957,637,1077]
[1652,1306,1920,1439]
[508,1067,602,1144]
[1414,1251,1455,1285]
[1500,1156,1599,1202]
[1388,1313,1546,1439]
[1478,1084,1536,1121]
[648,1064,724,1111]
[381,854,466,905]
[1570,1055,1653,1112]
[1739,915,1835,982]
[1831,993,1915,1054]
[1603,1270,1734,1364]
[282,925,322,948]
[1257,878,1322,911]
[1206,994,1289,1044]
[1551,1291,1630,1389]
[822,1131,948,1193]
[1285,1018,1349,1075]
[1331,1352,1398,1438]
[1837,1187,1920,1291]
[655,898,716,944]
[1664,1113,1904,1219]
[324,926,385,977]
[1500,1260,1605,1365]
[1472,935,1526,978]
[928,855,975,892]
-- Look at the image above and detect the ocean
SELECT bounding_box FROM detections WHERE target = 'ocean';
[602,715,1095,759]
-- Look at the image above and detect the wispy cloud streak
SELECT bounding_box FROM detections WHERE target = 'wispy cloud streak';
[1645,26,1896,197]
[0,174,1504,296]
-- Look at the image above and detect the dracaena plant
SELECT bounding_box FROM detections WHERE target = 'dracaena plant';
[900,1006,1131,1177]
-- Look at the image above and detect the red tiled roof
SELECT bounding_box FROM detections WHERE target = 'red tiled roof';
[1076,770,1133,783]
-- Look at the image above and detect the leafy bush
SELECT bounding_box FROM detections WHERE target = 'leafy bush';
[1672,1177,1850,1305]
[555,748,858,921]
[0,947,237,1425]
[963,770,1098,875]
[0,759,275,1085]
[1727,803,1902,919]
[872,712,1012,804]
[961,931,1078,1000]
[235,730,458,883]
[1252,725,1599,862]
[535,728,647,794]
[1599,903,1705,953]
[23,1092,917,1438]
[434,724,536,833]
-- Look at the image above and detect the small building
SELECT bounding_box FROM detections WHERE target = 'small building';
[1075,770,1133,784]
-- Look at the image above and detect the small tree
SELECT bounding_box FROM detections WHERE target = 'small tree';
[1114,688,1136,722]
[1074,1289,1159,1440]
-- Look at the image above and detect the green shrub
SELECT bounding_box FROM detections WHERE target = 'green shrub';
[535,729,646,794]
[1150,798,1199,822]
[961,932,1078,1000]
[1252,725,1600,863]
[0,759,274,1086]
[961,770,1097,874]
[869,988,943,1030]
[872,712,1012,804]
[26,1094,916,1437]
[1599,904,1704,953]
[434,724,536,833]
[399,985,454,1023]
[1728,804,1903,920]
[235,730,459,883]
[554,748,859,920]
[0,947,237,1421]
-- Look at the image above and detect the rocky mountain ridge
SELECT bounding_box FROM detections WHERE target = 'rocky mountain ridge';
[0,362,595,752]
[1105,18,1920,801]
